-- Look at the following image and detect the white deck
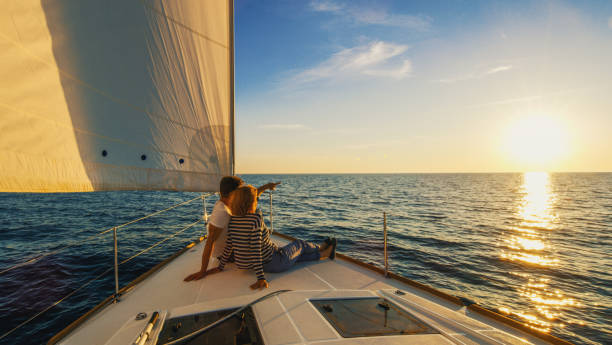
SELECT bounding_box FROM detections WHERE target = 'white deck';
[57,236,555,345]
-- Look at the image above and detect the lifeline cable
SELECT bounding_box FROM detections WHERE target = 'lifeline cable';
[0,195,203,276]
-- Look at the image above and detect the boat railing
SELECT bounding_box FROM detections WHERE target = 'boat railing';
[383,211,389,277]
[0,193,213,342]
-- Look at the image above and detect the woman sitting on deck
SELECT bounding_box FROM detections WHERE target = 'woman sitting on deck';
[210,185,336,290]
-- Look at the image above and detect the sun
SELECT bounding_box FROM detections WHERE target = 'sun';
[503,115,568,170]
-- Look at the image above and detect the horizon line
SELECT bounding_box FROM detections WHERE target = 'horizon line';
[236,171,612,175]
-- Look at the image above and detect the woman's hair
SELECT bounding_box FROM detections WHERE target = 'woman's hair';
[231,185,257,216]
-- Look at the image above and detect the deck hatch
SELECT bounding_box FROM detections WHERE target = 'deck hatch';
[155,307,264,345]
[311,297,439,338]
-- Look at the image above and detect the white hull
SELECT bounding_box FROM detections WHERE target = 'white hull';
[50,234,571,345]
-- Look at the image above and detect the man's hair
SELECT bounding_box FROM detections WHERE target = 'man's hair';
[219,176,243,197]
[231,185,257,216]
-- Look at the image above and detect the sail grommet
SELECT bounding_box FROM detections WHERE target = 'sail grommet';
[179,158,185,164]
[102,150,108,157]
[141,154,147,161]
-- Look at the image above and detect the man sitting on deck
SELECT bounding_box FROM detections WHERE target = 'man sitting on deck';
[184,176,280,281]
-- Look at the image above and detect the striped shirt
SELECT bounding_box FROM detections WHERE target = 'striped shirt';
[218,214,277,280]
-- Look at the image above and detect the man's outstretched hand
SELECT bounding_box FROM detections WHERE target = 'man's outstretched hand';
[259,182,281,193]
[250,279,269,290]
[266,182,281,191]
[184,267,221,282]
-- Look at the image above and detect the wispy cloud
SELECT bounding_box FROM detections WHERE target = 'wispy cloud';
[486,65,513,75]
[434,64,513,84]
[258,124,307,130]
[310,0,342,12]
[363,60,412,79]
[310,0,431,30]
[291,41,411,85]
[468,95,543,108]
[468,88,583,109]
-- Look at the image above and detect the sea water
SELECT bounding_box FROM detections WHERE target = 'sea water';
[0,173,610,345]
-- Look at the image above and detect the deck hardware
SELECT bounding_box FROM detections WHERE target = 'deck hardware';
[134,312,159,345]
[395,290,406,295]
[141,154,147,160]
[113,227,120,303]
[135,312,147,320]
[378,302,390,310]
[311,298,438,337]
[172,322,182,332]
[179,158,184,164]
[102,150,108,157]
[322,305,333,312]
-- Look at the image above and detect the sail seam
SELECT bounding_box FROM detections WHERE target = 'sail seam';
[143,0,231,178]
[140,0,229,49]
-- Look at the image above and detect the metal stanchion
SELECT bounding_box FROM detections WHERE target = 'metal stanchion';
[201,194,209,238]
[383,212,388,277]
[113,227,120,303]
[269,192,274,232]
[202,194,209,223]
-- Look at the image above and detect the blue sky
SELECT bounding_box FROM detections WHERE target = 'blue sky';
[234,0,612,173]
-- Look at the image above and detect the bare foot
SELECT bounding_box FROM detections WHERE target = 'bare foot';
[319,245,333,259]
[319,241,329,251]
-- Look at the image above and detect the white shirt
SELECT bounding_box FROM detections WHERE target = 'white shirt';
[209,200,232,261]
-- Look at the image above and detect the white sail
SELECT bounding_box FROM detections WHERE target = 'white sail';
[0,0,233,192]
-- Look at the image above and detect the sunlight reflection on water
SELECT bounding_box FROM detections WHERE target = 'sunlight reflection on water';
[499,172,580,333]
